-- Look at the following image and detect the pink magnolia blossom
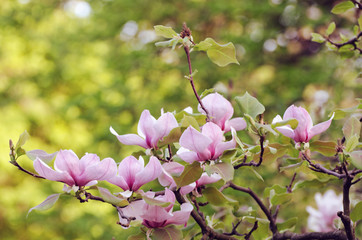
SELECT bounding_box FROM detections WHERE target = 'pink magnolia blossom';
[158,162,221,195]
[273,105,334,143]
[141,188,193,228]
[198,92,246,132]
[108,156,162,192]
[110,109,178,149]
[306,190,343,232]
[177,122,236,163]
[34,150,116,192]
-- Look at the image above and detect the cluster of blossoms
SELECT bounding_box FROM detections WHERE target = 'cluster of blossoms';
[30,92,338,233]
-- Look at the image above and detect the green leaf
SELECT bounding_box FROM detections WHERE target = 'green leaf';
[343,116,361,140]
[350,201,362,222]
[253,143,289,163]
[272,118,299,130]
[255,123,278,136]
[207,162,234,182]
[180,115,200,131]
[220,149,237,162]
[235,92,265,119]
[359,15,362,28]
[326,22,336,36]
[27,193,60,217]
[310,140,337,157]
[203,186,237,206]
[194,38,239,67]
[293,179,330,191]
[142,195,171,208]
[250,167,264,182]
[97,187,129,207]
[159,127,182,147]
[331,1,355,14]
[311,33,326,43]
[345,134,359,152]
[200,88,215,98]
[15,130,29,151]
[173,161,202,188]
[332,102,362,119]
[350,150,362,169]
[154,25,178,38]
[128,232,146,240]
[264,184,286,198]
[271,192,292,206]
[152,225,183,240]
[277,217,297,232]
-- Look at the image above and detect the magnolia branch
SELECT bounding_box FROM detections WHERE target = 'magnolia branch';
[234,135,265,169]
[181,24,210,121]
[327,32,362,54]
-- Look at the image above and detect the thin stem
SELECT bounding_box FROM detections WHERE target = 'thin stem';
[183,45,210,121]
[234,135,265,169]
[9,160,45,179]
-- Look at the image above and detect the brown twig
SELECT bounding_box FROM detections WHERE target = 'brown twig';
[327,32,362,54]
[181,24,210,121]
[234,135,265,169]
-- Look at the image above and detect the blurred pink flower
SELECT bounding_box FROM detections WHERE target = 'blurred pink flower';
[273,105,334,143]
[108,156,162,192]
[198,93,246,132]
[141,188,193,228]
[306,190,343,232]
[177,122,236,163]
[110,109,178,149]
[34,150,116,192]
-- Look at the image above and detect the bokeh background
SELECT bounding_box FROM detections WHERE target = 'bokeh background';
[1,0,361,239]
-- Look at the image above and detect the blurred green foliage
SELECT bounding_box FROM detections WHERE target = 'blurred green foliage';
[1,0,361,239]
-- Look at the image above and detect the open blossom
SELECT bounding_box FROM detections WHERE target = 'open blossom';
[158,162,221,195]
[198,92,246,132]
[141,188,193,228]
[108,156,162,192]
[177,122,236,163]
[306,190,343,232]
[34,150,116,192]
[110,109,178,149]
[273,105,334,143]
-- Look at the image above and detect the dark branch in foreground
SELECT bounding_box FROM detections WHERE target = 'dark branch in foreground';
[234,135,265,169]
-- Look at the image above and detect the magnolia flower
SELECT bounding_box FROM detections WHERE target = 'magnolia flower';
[34,150,116,192]
[198,92,246,132]
[158,162,221,195]
[177,122,236,163]
[273,105,334,143]
[110,109,178,149]
[306,190,343,232]
[141,188,193,228]
[108,156,162,192]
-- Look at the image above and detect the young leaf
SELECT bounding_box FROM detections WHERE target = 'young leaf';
[271,118,299,130]
[180,115,200,131]
[349,150,362,169]
[173,161,202,188]
[250,167,264,182]
[15,130,30,151]
[350,201,362,222]
[152,225,183,240]
[194,38,239,67]
[207,162,234,182]
[271,192,292,206]
[359,15,362,28]
[331,1,355,14]
[26,149,58,164]
[345,134,359,152]
[311,33,326,43]
[277,217,297,232]
[342,116,361,140]
[326,22,336,36]
[154,25,178,38]
[97,187,129,206]
[203,186,238,206]
[235,92,265,119]
[158,127,182,147]
[310,141,337,157]
[27,193,60,217]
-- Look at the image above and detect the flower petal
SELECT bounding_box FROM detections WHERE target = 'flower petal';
[307,113,334,142]
[224,117,247,132]
[214,138,236,159]
[34,159,74,186]
[179,126,212,153]
[110,126,149,148]
[275,126,295,140]
[165,203,193,226]
[137,110,157,143]
[54,150,80,178]
[153,112,178,145]
[78,157,117,186]
[133,156,162,191]
[177,150,199,163]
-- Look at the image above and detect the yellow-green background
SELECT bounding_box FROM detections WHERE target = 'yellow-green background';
[1,0,361,239]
